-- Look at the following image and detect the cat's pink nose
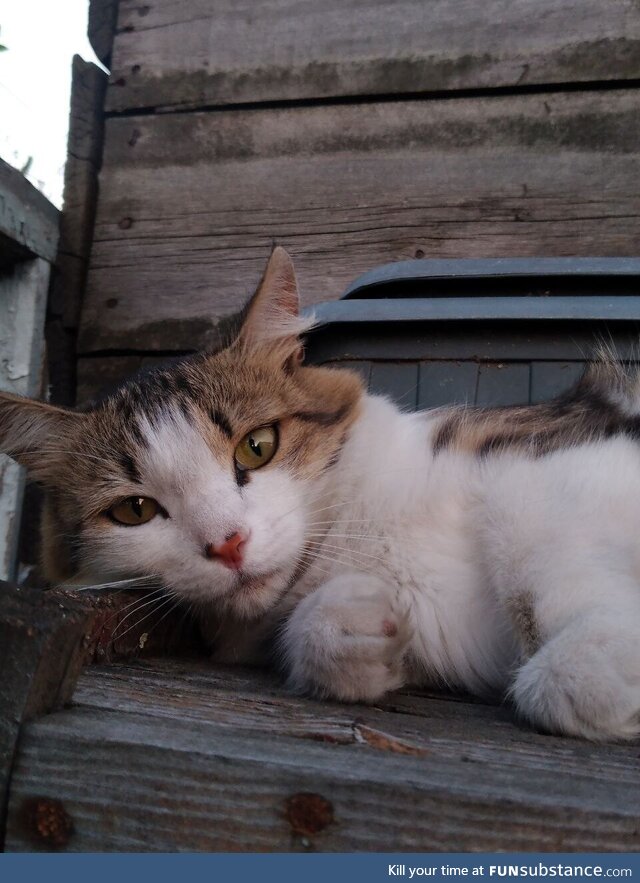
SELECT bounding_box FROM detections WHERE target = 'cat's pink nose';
[205,531,247,570]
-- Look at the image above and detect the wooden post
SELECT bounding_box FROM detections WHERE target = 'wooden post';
[0,581,90,849]
[0,159,59,581]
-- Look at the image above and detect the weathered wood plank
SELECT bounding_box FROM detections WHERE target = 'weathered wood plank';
[48,57,108,408]
[71,660,640,784]
[0,583,90,849]
[81,89,640,353]
[88,0,119,66]
[0,259,51,580]
[5,659,640,851]
[106,0,640,113]
[50,57,107,332]
[0,159,59,264]
[76,354,188,406]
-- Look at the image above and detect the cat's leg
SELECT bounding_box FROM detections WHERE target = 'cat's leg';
[497,542,640,739]
[281,572,412,702]
[511,607,640,740]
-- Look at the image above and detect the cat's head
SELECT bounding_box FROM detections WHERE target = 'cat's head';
[0,248,363,617]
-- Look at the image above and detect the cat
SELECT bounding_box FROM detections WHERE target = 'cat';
[1,246,640,741]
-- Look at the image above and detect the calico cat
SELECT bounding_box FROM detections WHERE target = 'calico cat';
[1,247,639,741]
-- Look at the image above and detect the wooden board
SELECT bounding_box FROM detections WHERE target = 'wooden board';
[0,159,59,265]
[0,583,91,849]
[106,0,640,113]
[80,89,640,353]
[0,259,51,580]
[5,659,640,851]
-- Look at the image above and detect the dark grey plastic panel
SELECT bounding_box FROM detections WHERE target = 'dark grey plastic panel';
[306,258,640,412]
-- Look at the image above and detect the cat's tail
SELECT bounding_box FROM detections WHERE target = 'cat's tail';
[575,343,640,417]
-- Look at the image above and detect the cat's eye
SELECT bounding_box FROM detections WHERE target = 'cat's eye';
[108,496,160,526]
[234,425,278,470]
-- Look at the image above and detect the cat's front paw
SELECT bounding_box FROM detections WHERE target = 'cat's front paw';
[511,615,640,741]
[281,573,412,702]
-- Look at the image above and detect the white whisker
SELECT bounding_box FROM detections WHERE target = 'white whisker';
[304,539,391,566]
[113,592,177,643]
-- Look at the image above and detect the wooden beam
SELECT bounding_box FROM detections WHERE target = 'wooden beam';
[5,658,640,851]
[0,582,90,850]
[106,0,640,113]
[81,89,640,353]
[0,259,51,580]
[47,57,107,410]
[0,159,59,264]
[88,0,118,67]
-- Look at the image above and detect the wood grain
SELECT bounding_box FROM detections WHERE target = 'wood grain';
[0,259,51,579]
[106,0,640,113]
[5,659,640,852]
[0,583,90,849]
[0,158,59,265]
[80,89,640,353]
[88,0,119,66]
[47,57,108,407]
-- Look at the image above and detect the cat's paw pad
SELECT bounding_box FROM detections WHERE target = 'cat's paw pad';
[282,574,413,703]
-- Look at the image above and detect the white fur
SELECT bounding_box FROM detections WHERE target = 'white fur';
[84,407,310,618]
[84,395,640,740]
[279,397,640,740]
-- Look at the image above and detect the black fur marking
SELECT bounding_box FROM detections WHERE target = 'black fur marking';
[432,414,461,456]
[291,404,350,428]
[210,408,233,438]
[477,434,513,458]
[235,464,249,487]
[323,431,349,472]
[119,452,141,484]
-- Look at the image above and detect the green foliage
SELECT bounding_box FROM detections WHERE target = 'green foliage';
[0,25,7,52]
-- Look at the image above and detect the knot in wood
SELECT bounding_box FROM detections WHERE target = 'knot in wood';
[285,792,334,836]
[23,797,73,848]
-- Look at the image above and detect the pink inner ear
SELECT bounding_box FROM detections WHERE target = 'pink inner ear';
[262,246,299,317]
[237,247,306,346]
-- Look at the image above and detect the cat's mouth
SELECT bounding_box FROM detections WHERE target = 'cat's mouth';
[227,566,291,616]
[234,569,279,593]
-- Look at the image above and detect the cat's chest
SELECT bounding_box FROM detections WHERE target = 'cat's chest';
[296,502,481,600]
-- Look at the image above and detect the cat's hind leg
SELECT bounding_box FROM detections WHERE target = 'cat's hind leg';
[280,572,412,702]
[511,607,640,740]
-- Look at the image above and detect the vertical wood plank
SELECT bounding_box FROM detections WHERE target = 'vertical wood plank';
[0,260,51,581]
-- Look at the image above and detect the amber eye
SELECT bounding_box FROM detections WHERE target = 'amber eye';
[108,496,160,526]
[234,425,278,470]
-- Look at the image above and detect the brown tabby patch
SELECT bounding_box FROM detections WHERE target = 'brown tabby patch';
[432,359,640,459]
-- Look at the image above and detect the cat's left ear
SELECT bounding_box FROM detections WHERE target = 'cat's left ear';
[0,391,84,480]
[237,247,313,364]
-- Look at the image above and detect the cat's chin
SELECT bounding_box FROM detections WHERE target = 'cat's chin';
[223,568,291,619]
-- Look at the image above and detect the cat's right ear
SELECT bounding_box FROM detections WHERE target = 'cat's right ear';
[0,392,83,474]
[236,247,314,357]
